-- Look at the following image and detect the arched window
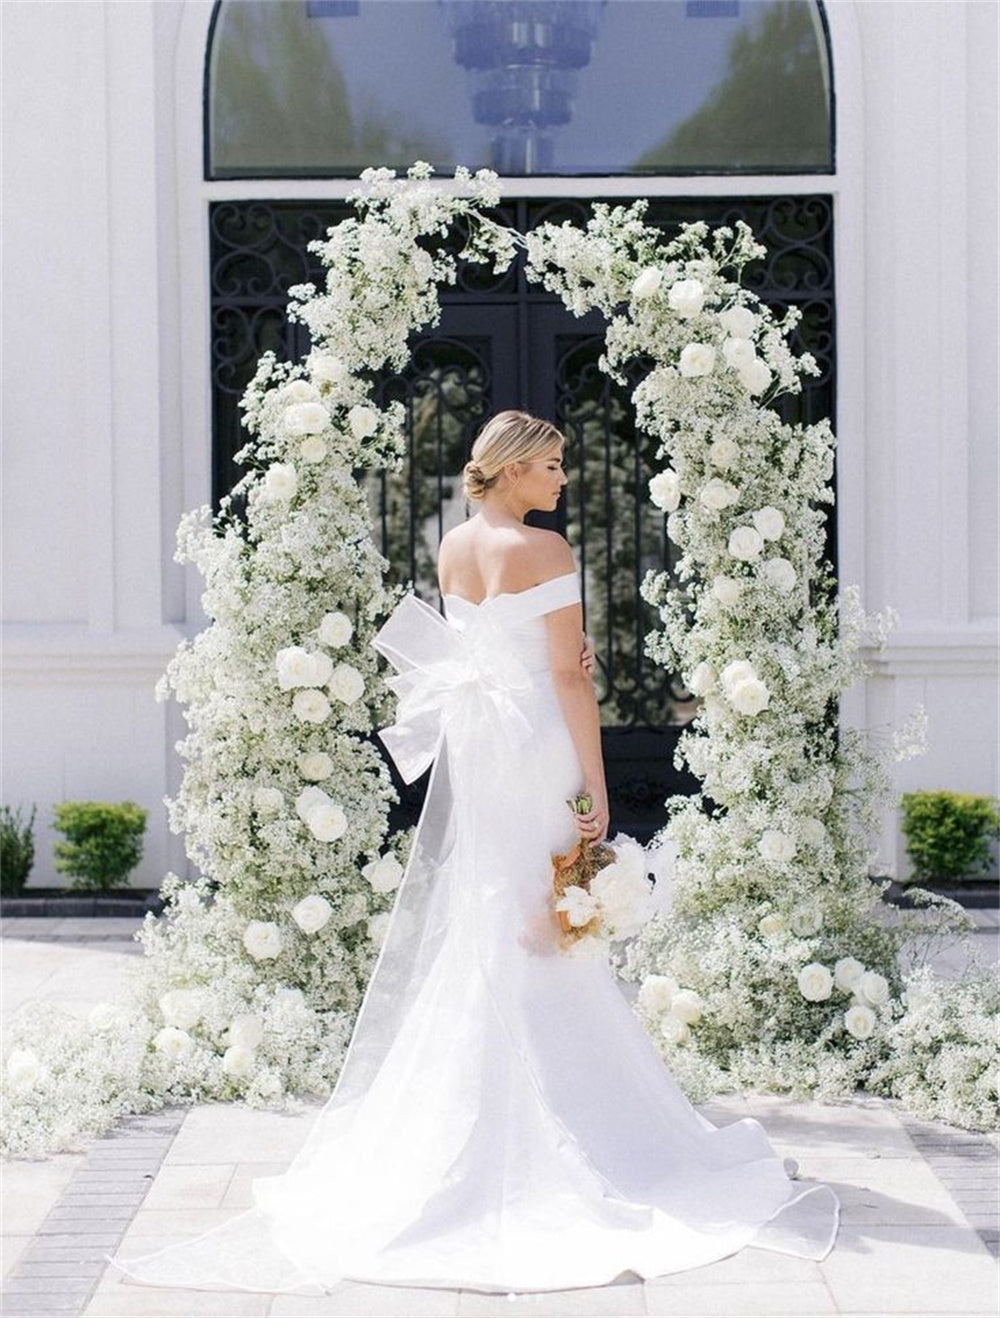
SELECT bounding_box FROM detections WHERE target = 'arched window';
[205,0,833,178]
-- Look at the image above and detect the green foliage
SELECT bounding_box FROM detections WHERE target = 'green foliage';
[52,801,147,892]
[900,789,1000,883]
[1,804,37,895]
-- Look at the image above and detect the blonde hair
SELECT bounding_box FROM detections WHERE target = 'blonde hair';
[462,410,566,502]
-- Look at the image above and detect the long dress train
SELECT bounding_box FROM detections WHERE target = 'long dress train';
[104,569,840,1295]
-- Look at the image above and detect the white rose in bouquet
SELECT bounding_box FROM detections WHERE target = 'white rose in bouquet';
[719,305,758,339]
[328,662,365,704]
[590,848,651,939]
[711,574,743,606]
[668,277,705,317]
[789,902,823,936]
[698,478,740,512]
[722,337,757,370]
[799,816,827,846]
[555,884,600,929]
[797,962,834,1001]
[728,675,770,716]
[631,266,663,299]
[221,1044,255,1079]
[758,830,797,865]
[283,402,328,436]
[261,462,297,502]
[659,1013,689,1045]
[762,557,797,592]
[348,404,378,440]
[307,350,349,388]
[758,912,787,937]
[833,956,866,992]
[669,988,704,1025]
[308,801,348,843]
[227,1014,264,1049]
[280,379,320,404]
[6,1048,44,1090]
[298,751,334,782]
[292,689,331,724]
[243,920,283,960]
[295,785,329,822]
[291,893,333,934]
[678,343,716,377]
[720,659,756,692]
[638,974,680,1014]
[753,506,786,540]
[362,852,405,893]
[844,1003,876,1040]
[252,786,284,816]
[649,469,681,512]
[158,988,204,1030]
[318,610,353,648]
[707,437,740,470]
[276,646,333,690]
[368,910,392,947]
[728,525,764,561]
[686,661,717,696]
[299,435,327,464]
[88,1001,124,1031]
[738,358,773,395]
[153,1026,195,1059]
[857,970,891,1007]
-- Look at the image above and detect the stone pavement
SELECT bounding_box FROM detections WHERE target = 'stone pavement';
[2,915,997,1318]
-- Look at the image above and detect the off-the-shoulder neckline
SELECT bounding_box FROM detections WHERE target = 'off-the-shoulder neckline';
[442,570,577,609]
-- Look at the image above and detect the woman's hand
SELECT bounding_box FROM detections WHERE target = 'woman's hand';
[572,786,610,849]
[580,633,595,676]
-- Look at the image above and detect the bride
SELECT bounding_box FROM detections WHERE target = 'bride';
[105,410,840,1296]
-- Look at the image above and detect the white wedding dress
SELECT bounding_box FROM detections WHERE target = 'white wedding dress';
[104,569,839,1296]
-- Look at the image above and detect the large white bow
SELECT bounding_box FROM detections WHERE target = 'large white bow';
[370,594,535,784]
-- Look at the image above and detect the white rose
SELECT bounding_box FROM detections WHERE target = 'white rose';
[88,1001,122,1031]
[6,1048,43,1090]
[728,525,764,561]
[844,1003,876,1040]
[738,358,773,395]
[328,662,365,704]
[711,575,743,607]
[834,957,866,992]
[687,661,717,697]
[789,903,823,936]
[272,986,306,1012]
[707,437,740,470]
[722,337,757,370]
[762,557,797,592]
[283,402,328,436]
[858,970,891,1007]
[276,646,332,690]
[669,988,704,1025]
[631,266,663,299]
[719,305,758,339]
[668,278,705,317]
[368,910,392,948]
[678,343,716,377]
[261,462,297,502]
[318,611,353,648]
[555,884,600,928]
[362,852,404,893]
[307,351,349,387]
[698,477,740,511]
[347,405,378,440]
[292,689,331,724]
[299,435,327,464]
[280,379,320,404]
[800,817,827,847]
[221,1044,255,1079]
[306,800,348,843]
[152,1026,195,1060]
[158,988,204,1030]
[242,920,283,960]
[659,1013,689,1045]
[797,962,833,1002]
[758,830,796,864]
[649,469,681,512]
[720,659,757,692]
[665,511,685,545]
[252,786,284,816]
[292,893,334,934]
[729,676,770,714]
[298,752,333,781]
[638,974,680,1014]
[753,506,785,540]
[227,1014,263,1049]
[758,912,787,937]
[295,785,330,823]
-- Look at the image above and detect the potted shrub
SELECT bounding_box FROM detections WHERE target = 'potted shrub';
[899,789,1000,901]
[0,804,36,895]
[52,800,148,892]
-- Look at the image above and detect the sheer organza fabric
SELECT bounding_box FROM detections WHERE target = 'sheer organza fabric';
[104,570,839,1295]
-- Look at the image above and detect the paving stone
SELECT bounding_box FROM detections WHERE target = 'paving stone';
[14,1261,105,1278]
[2,1276,94,1295]
[0,1294,90,1312]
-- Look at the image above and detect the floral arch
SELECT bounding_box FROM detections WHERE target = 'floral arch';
[3,167,995,1158]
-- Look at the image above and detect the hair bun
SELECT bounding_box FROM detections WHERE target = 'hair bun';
[462,458,489,501]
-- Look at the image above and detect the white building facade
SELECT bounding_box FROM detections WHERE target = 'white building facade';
[2,0,997,887]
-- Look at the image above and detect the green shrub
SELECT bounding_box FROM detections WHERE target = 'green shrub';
[900,789,1000,883]
[52,800,147,892]
[1,804,37,895]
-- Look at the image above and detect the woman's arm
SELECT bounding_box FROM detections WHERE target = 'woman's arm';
[546,602,609,847]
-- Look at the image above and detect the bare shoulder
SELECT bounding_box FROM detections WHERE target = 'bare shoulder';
[520,527,575,582]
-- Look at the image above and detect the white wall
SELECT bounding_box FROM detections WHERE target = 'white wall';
[1,0,996,888]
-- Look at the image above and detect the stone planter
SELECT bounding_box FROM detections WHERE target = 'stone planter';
[0,888,165,918]
[874,874,999,910]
